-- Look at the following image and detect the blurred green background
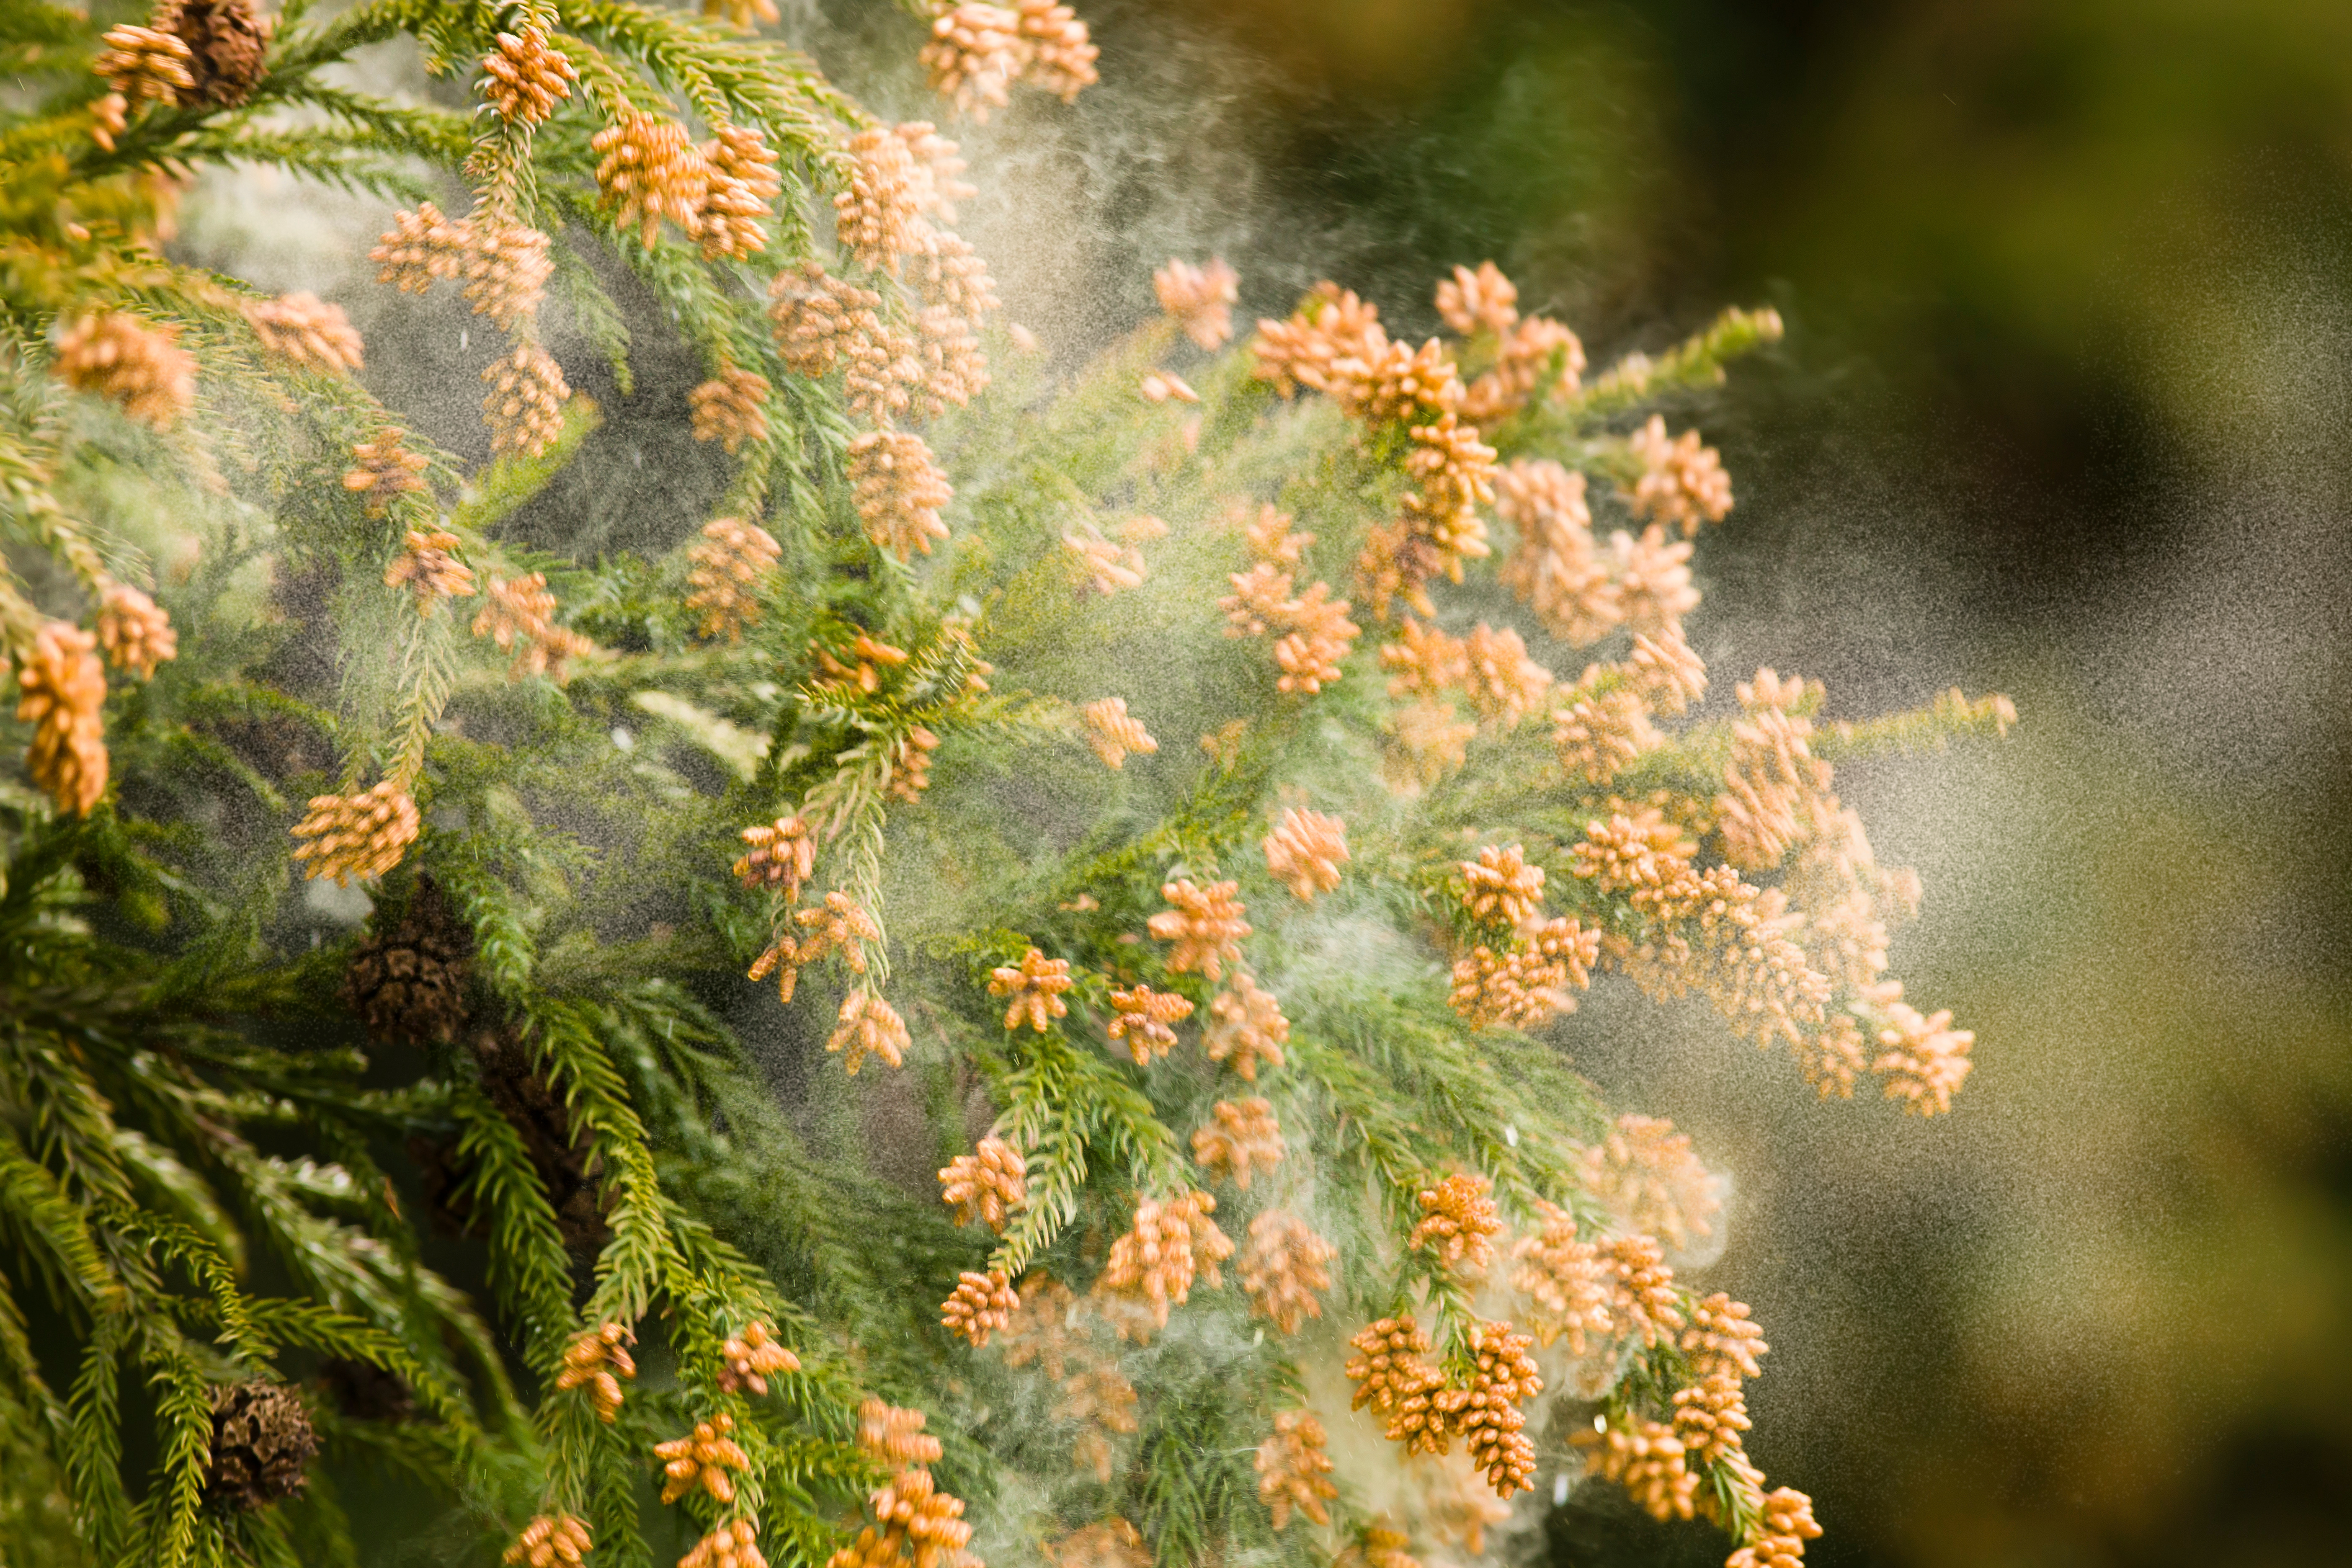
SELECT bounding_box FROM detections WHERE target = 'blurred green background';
[905,2,2352,1563]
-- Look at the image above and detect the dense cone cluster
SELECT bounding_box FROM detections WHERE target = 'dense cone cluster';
[685,517,782,640]
[479,28,575,124]
[828,987,911,1073]
[93,582,175,679]
[244,292,364,375]
[1154,256,1239,349]
[384,529,476,612]
[734,814,815,900]
[848,429,954,560]
[505,1515,593,1568]
[1574,1417,1697,1522]
[290,780,420,885]
[921,1,1099,118]
[682,1522,769,1568]
[859,1400,946,1468]
[717,1320,799,1395]
[1239,1211,1333,1334]
[1204,973,1287,1078]
[939,1135,1027,1231]
[690,367,773,453]
[1148,879,1251,979]
[655,1413,750,1504]
[53,312,195,428]
[1106,983,1192,1064]
[1094,1190,1230,1333]
[1219,565,1362,695]
[940,1268,1019,1346]
[470,573,594,682]
[1190,1097,1283,1188]
[1581,1113,1721,1250]
[1256,1410,1337,1529]
[1626,414,1735,535]
[345,432,430,516]
[1345,1315,1446,1454]
[1436,1320,1542,1494]
[1410,1172,1503,1276]
[553,1322,636,1421]
[95,24,195,104]
[990,946,1075,1031]
[1510,1200,1612,1354]
[372,203,553,329]
[480,342,570,458]
[1081,696,1157,767]
[1262,807,1349,900]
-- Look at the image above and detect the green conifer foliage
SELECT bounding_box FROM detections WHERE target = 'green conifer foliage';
[0,6,2013,1568]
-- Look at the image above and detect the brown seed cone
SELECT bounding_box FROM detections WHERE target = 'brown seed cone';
[154,0,272,107]
[53,312,196,429]
[204,1382,316,1510]
[16,622,109,815]
[470,1026,611,1251]
[342,874,472,1046]
[318,1357,416,1424]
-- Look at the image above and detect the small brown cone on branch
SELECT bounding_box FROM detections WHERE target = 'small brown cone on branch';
[154,0,272,107]
[343,874,472,1045]
[203,1382,316,1510]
